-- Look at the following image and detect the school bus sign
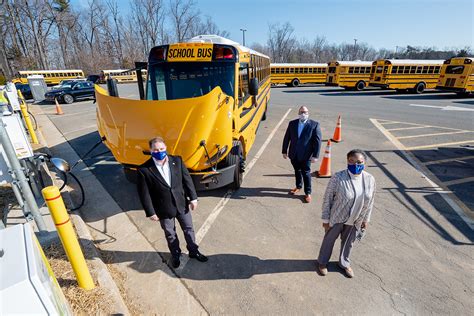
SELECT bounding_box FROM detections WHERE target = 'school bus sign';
[167,43,213,62]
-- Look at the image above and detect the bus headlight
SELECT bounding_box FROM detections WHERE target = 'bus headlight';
[205,145,228,166]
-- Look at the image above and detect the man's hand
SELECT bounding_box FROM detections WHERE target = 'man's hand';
[311,157,318,163]
[149,214,159,221]
[189,200,198,211]
[361,222,368,229]
[322,223,330,232]
[283,154,288,159]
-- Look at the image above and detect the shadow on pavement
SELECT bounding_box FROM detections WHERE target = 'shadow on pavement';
[93,247,319,279]
[382,92,462,101]
[231,186,304,201]
[366,150,474,245]
[453,100,474,106]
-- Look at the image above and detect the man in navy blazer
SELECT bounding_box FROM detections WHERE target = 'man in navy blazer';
[282,106,322,203]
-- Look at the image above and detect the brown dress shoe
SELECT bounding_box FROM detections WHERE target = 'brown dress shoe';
[289,188,301,195]
[304,194,312,203]
[318,264,328,276]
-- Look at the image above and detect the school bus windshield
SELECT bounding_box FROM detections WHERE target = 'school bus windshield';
[147,62,235,100]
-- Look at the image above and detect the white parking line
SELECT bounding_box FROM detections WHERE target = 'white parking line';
[370,118,474,230]
[423,155,474,166]
[443,177,474,186]
[406,140,474,150]
[397,130,473,139]
[387,126,430,131]
[178,108,292,271]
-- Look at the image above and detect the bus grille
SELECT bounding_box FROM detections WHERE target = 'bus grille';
[446,78,456,87]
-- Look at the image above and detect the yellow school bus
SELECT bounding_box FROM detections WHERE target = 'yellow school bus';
[95,35,271,190]
[270,63,327,87]
[436,57,474,95]
[13,70,85,85]
[369,59,443,93]
[325,61,372,90]
[100,69,148,83]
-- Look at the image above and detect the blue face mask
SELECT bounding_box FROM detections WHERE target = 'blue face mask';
[348,164,364,175]
[152,151,167,160]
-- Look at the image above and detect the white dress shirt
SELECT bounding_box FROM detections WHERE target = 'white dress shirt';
[153,157,171,186]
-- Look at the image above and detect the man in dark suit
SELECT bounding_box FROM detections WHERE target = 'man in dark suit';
[137,137,208,268]
[282,106,322,203]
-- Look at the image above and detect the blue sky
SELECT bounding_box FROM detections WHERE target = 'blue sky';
[76,0,473,50]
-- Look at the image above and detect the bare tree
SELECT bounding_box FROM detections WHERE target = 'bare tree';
[169,0,200,42]
[267,22,297,63]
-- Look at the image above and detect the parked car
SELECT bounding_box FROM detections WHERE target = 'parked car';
[52,78,87,89]
[45,81,95,104]
[15,83,33,100]
[87,74,100,83]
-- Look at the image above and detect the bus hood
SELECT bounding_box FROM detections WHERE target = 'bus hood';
[95,85,234,171]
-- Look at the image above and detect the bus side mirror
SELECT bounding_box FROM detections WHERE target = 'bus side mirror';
[249,78,258,96]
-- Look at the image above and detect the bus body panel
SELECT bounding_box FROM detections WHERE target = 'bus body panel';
[369,59,443,90]
[436,57,474,93]
[15,70,85,85]
[270,64,327,85]
[96,85,233,171]
[325,61,372,88]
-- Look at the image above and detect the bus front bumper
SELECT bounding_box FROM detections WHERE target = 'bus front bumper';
[436,86,467,93]
[369,83,389,89]
[325,82,338,87]
[191,165,236,191]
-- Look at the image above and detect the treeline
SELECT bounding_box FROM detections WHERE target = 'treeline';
[251,22,472,64]
[0,0,229,78]
[1,2,472,80]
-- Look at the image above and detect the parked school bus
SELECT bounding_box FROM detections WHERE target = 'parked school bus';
[99,69,148,83]
[325,61,372,90]
[95,35,271,190]
[436,57,474,96]
[13,70,85,85]
[370,59,443,93]
[270,63,327,87]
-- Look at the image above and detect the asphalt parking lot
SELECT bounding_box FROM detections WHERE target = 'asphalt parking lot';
[38,84,473,314]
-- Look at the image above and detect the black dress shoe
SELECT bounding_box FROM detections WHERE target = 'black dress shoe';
[189,251,208,262]
[171,256,181,268]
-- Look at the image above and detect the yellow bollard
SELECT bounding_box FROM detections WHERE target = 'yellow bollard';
[41,186,95,290]
[17,90,39,144]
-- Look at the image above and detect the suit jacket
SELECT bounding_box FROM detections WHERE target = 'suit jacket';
[137,155,198,219]
[282,119,322,162]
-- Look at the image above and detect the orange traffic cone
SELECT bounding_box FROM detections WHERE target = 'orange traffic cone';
[331,115,342,142]
[55,98,64,115]
[317,140,332,178]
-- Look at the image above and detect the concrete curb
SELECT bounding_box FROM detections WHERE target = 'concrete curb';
[30,103,130,315]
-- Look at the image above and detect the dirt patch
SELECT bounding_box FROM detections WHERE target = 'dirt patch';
[44,242,113,314]
[0,185,18,224]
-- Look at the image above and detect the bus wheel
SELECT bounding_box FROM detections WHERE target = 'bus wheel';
[226,140,244,190]
[291,79,300,87]
[415,82,426,94]
[62,94,74,104]
[356,81,365,91]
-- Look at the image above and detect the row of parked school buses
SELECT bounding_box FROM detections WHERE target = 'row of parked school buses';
[270,57,474,95]
[12,69,147,86]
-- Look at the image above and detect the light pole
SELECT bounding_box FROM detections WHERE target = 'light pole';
[353,38,358,59]
[240,28,247,46]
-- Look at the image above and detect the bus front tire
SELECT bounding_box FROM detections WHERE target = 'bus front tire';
[226,140,244,190]
[291,79,300,87]
[415,82,426,94]
[62,94,74,104]
[356,81,365,91]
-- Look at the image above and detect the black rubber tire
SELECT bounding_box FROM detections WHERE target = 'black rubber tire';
[62,94,74,104]
[415,82,426,94]
[291,79,300,87]
[356,81,366,91]
[225,140,244,190]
